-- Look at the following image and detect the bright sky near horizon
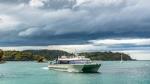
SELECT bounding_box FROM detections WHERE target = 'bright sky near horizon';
[0,0,150,60]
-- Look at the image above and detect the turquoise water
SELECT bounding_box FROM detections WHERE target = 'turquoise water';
[0,61,150,84]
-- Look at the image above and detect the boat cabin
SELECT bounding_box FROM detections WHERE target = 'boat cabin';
[50,56,92,64]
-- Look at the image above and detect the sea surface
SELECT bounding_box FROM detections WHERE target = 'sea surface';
[0,61,150,84]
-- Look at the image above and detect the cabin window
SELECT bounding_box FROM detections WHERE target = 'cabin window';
[69,60,91,64]
[59,60,69,64]
[57,60,91,64]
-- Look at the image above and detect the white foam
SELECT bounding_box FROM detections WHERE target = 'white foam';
[145,64,149,66]
[42,67,49,70]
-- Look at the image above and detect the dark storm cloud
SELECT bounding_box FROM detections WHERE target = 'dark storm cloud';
[0,0,29,4]
[0,0,150,46]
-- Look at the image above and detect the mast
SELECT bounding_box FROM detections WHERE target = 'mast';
[120,53,123,63]
[56,50,59,63]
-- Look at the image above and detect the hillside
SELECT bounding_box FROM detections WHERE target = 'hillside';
[3,50,133,61]
[3,50,72,61]
[79,52,132,61]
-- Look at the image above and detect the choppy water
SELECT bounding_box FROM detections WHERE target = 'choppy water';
[0,61,150,84]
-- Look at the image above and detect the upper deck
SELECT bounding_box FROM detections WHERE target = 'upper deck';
[53,56,92,64]
[58,56,90,61]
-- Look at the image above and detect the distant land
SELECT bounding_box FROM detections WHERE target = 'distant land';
[79,52,133,61]
[1,50,133,61]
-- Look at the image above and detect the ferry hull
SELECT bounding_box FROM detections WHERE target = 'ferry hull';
[48,64,101,73]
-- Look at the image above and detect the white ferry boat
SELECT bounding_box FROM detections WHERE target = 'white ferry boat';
[48,56,101,73]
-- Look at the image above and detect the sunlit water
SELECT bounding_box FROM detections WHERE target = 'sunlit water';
[0,61,150,84]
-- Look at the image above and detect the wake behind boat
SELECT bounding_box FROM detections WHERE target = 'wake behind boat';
[48,56,101,73]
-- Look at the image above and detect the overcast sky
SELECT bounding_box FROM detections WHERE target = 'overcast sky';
[0,0,150,60]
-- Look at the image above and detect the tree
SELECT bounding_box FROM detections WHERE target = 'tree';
[0,49,4,61]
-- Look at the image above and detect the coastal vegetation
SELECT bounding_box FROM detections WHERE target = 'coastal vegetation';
[2,49,133,61]
[3,50,72,61]
[0,49,5,63]
[0,49,3,61]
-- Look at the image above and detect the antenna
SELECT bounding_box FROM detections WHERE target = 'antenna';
[120,53,123,63]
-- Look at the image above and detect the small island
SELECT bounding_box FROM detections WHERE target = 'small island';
[1,49,134,61]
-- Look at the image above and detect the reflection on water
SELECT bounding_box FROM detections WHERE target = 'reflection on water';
[0,61,150,84]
